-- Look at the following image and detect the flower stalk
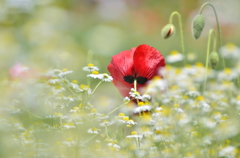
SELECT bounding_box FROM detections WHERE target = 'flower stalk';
[203,29,216,93]
[169,11,186,66]
[198,2,225,69]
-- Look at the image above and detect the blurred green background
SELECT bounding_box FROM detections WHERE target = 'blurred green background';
[0,0,239,84]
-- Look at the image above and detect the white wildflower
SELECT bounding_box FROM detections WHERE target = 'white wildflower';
[82,63,99,72]
[166,50,184,63]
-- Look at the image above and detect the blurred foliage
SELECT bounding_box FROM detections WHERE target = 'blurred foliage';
[1,0,240,157]
[0,0,239,81]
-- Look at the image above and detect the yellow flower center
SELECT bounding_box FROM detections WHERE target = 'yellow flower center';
[131,131,138,135]
[92,71,99,74]
[123,116,129,121]
[72,80,78,84]
[195,95,204,101]
[237,95,240,100]
[195,62,204,67]
[134,91,140,95]
[174,104,180,108]
[80,84,90,89]
[152,76,161,80]
[62,68,68,72]
[88,63,94,67]
[175,68,181,74]
[224,68,232,74]
[90,108,98,113]
[138,102,145,106]
[226,43,236,51]
[170,50,179,55]
[73,107,79,110]
[118,113,125,117]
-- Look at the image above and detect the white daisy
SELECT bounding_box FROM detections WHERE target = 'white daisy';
[87,71,113,82]
[87,128,101,134]
[218,146,236,158]
[58,69,73,77]
[220,43,240,59]
[126,119,137,125]
[126,131,143,139]
[129,88,142,100]
[185,90,200,98]
[101,73,113,82]
[217,68,238,81]
[48,78,61,84]
[107,143,120,151]
[166,50,184,63]
[63,96,75,102]
[99,120,114,126]
[145,76,166,94]
[123,96,130,103]
[63,123,76,129]
[79,84,92,94]
[68,81,80,90]
[82,63,99,72]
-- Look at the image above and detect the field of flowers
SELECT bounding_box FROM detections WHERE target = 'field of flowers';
[0,0,240,158]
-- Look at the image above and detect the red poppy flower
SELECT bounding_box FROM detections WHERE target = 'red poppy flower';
[107,44,165,97]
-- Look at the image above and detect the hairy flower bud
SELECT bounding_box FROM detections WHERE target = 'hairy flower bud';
[192,14,205,39]
[161,24,175,39]
[209,52,219,69]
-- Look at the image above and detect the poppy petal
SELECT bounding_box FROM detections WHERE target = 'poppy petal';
[112,79,134,97]
[133,44,165,80]
[107,48,136,96]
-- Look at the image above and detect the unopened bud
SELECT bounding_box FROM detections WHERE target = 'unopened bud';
[209,52,219,69]
[161,24,175,39]
[192,14,205,39]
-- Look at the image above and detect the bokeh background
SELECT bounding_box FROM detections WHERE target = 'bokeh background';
[0,0,240,97]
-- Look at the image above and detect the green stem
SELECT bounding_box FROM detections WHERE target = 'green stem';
[203,29,215,93]
[61,78,81,101]
[134,79,137,91]
[21,107,43,119]
[238,77,240,88]
[83,80,102,109]
[87,50,93,86]
[105,126,110,139]
[213,31,217,52]
[133,79,140,104]
[199,2,225,69]
[107,100,131,116]
[91,81,102,95]
[169,11,186,66]
[80,134,98,146]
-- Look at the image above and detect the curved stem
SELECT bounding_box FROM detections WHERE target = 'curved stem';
[91,81,102,95]
[87,50,93,86]
[199,2,225,69]
[169,11,186,66]
[213,32,217,52]
[83,80,102,108]
[80,134,98,146]
[106,100,130,116]
[203,29,215,93]
[105,126,111,139]
[61,78,81,101]
[21,107,43,119]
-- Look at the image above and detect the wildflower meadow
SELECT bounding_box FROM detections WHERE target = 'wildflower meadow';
[0,1,240,158]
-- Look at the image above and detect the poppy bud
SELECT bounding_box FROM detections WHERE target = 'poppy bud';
[209,52,219,69]
[161,24,175,39]
[192,14,205,39]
